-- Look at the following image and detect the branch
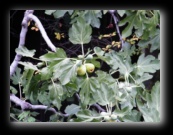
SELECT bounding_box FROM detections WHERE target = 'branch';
[109,10,124,49]
[27,14,56,52]
[10,94,69,117]
[91,104,106,112]
[10,10,34,77]
[10,10,57,77]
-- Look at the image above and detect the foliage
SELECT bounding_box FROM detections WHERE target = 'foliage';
[10,10,160,122]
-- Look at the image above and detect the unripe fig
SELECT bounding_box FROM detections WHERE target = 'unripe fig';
[111,114,117,120]
[85,63,95,73]
[77,65,86,76]
[104,116,111,121]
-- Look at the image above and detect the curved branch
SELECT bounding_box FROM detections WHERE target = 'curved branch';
[10,94,69,117]
[27,14,56,52]
[91,104,106,112]
[10,10,34,76]
[10,10,57,77]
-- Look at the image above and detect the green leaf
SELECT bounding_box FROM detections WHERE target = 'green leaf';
[15,46,36,57]
[136,54,160,76]
[122,110,141,122]
[118,10,139,38]
[53,59,82,85]
[18,62,38,71]
[84,10,102,28]
[117,42,135,59]
[52,99,62,111]
[139,10,160,39]
[113,106,130,117]
[95,70,115,84]
[53,10,73,18]
[39,48,67,61]
[69,17,92,45]
[75,109,102,122]
[107,51,133,75]
[103,10,108,14]
[29,75,42,102]
[136,81,160,122]
[22,69,35,96]
[94,47,111,62]
[49,114,59,122]
[30,111,39,117]
[22,69,41,102]
[27,116,36,122]
[45,10,56,15]
[136,98,160,122]
[70,10,86,24]
[138,29,160,52]
[94,47,104,56]
[148,81,160,111]
[49,83,64,100]
[18,111,30,121]
[135,73,153,84]
[40,67,52,80]
[117,10,126,17]
[48,82,63,110]
[10,67,22,85]
[79,77,99,107]
[119,10,159,38]
[119,87,137,110]
[93,82,116,106]
[10,86,18,94]
[38,92,51,106]
[65,104,80,115]
[62,82,79,98]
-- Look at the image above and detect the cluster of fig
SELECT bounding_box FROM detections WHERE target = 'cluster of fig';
[77,63,95,76]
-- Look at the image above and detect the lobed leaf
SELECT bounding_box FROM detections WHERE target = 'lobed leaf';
[15,46,36,57]
[69,17,92,45]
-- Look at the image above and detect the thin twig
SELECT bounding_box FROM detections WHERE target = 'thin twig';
[109,10,124,49]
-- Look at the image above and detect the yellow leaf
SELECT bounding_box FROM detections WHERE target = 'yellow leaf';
[112,41,115,45]
[61,33,65,38]
[35,28,39,31]
[98,35,103,40]
[31,27,35,30]
[28,21,30,26]
[103,34,110,38]
[55,32,61,40]
[111,32,116,36]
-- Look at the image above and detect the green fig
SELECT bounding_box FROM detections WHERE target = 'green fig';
[85,63,95,73]
[77,65,86,76]
[111,114,117,120]
[104,116,111,121]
